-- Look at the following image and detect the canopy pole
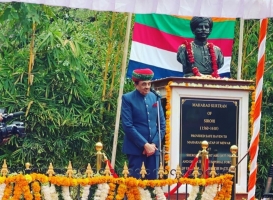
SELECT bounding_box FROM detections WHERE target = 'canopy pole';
[237,18,244,80]
[111,12,133,168]
[248,18,268,200]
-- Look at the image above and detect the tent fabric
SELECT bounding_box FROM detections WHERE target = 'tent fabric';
[0,0,271,19]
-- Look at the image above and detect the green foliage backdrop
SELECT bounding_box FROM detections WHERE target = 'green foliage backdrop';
[0,3,131,170]
[0,2,272,198]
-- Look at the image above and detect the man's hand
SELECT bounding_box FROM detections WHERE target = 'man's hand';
[143,143,158,157]
[0,114,2,122]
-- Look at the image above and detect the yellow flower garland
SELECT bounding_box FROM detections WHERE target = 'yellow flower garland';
[164,81,173,171]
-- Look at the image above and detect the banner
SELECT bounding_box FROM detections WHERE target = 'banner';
[127,14,236,80]
[0,1,270,19]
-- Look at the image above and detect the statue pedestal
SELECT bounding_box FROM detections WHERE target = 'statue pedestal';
[152,77,254,195]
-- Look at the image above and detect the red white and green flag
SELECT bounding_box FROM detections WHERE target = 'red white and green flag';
[127,14,236,79]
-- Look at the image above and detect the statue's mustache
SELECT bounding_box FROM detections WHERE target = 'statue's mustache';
[196,31,210,34]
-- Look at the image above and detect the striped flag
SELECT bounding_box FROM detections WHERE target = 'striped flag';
[127,14,236,79]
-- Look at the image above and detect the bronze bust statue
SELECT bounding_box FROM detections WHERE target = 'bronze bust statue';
[177,17,224,78]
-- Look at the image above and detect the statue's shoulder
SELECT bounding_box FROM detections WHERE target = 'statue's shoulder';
[179,43,186,49]
[213,45,221,50]
[178,41,189,51]
[209,43,221,51]
[213,44,223,55]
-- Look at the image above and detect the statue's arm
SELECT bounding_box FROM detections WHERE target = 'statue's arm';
[177,45,187,66]
[215,46,224,69]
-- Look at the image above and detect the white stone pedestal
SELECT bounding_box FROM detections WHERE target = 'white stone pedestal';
[152,77,253,195]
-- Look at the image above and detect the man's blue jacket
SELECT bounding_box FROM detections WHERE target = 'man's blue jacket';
[121,89,166,155]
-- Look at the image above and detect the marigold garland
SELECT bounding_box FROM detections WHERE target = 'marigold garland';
[183,41,219,78]
[248,86,255,172]
[9,174,33,200]
[0,177,5,185]
[126,186,141,200]
[115,182,127,200]
[32,181,42,200]
[2,182,12,200]
[106,182,116,200]
[249,86,256,136]
[213,174,233,200]
[30,173,49,184]
[0,173,233,199]
[164,81,172,171]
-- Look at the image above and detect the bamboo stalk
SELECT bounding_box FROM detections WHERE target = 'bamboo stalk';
[108,41,122,111]
[237,18,244,80]
[108,14,127,111]
[27,22,36,96]
[241,23,247,79]
[102,12,116,102]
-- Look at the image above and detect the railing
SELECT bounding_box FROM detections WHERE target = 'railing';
[0,141,239,199]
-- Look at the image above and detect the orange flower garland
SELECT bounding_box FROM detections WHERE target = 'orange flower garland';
[115,181,127,200]
[32,181,41,200]
[50,176,78,187]
[124,177,141,200]
[213,174,233,200]
[30,173,49,184]
[0,172,233,198]
[2,183,12,200]
[9,174,33,200]
[248,86,255,172]
[126,186,140,200]
[106,182,116,200]
[249,86,256,136]
[164,81,173,171]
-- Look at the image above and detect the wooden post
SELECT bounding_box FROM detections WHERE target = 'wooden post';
[111,12,133,168]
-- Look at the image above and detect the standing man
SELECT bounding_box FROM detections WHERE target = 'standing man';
[121,68,166,179]
[177,17,224,78]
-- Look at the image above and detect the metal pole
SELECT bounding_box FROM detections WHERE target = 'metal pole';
[201,141,208,178]
[111,12,133,168]
[157,99,162,164]
[229,145,238,200]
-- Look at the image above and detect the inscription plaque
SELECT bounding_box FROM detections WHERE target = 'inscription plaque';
[180,98,239,174]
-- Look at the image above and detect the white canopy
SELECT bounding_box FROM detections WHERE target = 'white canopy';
[0,0,271,19]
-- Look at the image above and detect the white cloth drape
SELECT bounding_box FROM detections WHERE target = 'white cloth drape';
[0,0,271,19]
